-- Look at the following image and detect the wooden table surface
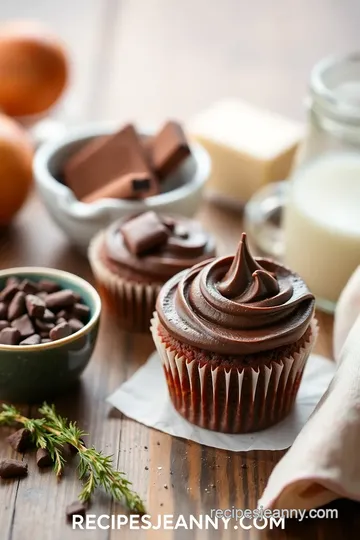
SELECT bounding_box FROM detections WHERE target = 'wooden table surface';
[0,1,360,538]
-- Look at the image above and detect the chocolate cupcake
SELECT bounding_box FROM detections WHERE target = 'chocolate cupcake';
[151,233,317,433]
[88,211,215,332]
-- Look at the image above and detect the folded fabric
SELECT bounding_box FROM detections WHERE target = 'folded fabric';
[334,265,360,362]
[259,312,360,510]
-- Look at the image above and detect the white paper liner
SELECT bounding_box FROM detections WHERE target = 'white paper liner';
[151,313,318,433]
[88,232,162,332]
[107,351,335,451]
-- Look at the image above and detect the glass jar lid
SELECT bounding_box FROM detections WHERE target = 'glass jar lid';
[310,52,360,125]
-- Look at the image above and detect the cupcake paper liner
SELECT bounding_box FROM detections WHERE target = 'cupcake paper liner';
[151,313,318,433]
[88,232,162,333]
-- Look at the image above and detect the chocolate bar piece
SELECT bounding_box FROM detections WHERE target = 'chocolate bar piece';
[46,290,76,309]
[0,321,9,331]
[68,318,84,333]
[25,294,45,318]
[0,327,21,344]
[20,334,41,345]
[0,458,28,478]
[37,279,61,293]
[148,121,191,178]
[72,304,90,321]
[36,448,53,468]
[43,309,56,322]
[64,124,152,200]
[81,172,159,204]
[8,292,26,321]
[6,428,31,453]
[49,322,72,341]
[66,501,87,521]
[121,211,170,256]
[0,302,8,319]
[0,283,19,302]
[35,319,55,333]
[18,279,39,294]
[11,314,35,338]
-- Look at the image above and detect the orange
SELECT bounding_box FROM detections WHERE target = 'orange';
[0,114,33,225]
[0,21,68,117]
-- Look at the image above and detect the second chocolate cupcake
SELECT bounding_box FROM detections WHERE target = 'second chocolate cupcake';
[88,211,215,332]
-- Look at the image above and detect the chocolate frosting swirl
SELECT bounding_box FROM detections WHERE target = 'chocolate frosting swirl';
[105,214,216,280]
[156,233,315,354]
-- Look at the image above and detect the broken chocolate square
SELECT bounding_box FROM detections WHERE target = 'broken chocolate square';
[120,211,170,256]
[6,428,31,453]
[64,124,153,200]
[148,121,191,178]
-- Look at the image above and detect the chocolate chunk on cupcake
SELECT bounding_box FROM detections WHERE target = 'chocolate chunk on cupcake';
[152,232,317,433]
[88,211,215,332]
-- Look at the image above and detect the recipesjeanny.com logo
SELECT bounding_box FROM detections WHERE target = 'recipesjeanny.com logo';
[72,506,339,531]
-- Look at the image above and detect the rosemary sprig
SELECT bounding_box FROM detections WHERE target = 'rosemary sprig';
[0,403,145,514]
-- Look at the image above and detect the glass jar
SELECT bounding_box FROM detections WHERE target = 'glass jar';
[245,52,360,313]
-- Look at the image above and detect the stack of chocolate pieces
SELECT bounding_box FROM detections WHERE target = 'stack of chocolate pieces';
[0,277,90,345]
[63,120,191,204]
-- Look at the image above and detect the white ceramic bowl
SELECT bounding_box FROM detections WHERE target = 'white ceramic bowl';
[33,123,211,249]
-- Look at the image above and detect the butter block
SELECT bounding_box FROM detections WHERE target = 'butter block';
[189,100,303,205]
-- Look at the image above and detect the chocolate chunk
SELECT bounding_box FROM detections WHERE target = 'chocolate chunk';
[68,318,84,333]
[35,319,55,333]
[37,291,48,301]
[7,291,26,321]
[41,338,51,343]
[11,314,35,337]
[81,172,158,204]
[6,428,31,453]
[148,121,191,178]
[73,292,82,303]
[64,124,153,200]
[0,320,9,331]
[46,290,76,310]
[0,283,19,302]
[0,327,21,345]
[43,309,56,322]
[71,303,90,321]
[20,334,41,346]
[40,331,50,339]
[49,322,72,341]
[0,302,8,319]
[121,211,170,256]
[6,276,20,287]
[18,279,39,294]
[56,309,70,320]
[25,294,45,318]
[36,448,53,468]
[0,458,28,478]
[66,500,87,521]
[56,317,67,325]
[37,279,61,293]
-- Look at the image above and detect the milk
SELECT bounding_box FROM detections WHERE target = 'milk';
[284,154,360,310]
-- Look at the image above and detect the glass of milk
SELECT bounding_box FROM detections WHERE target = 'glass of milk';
[284,53,360,312]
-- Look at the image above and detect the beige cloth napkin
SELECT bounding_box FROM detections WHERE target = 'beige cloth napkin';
[259,268,360,510]
[334,266,360,362]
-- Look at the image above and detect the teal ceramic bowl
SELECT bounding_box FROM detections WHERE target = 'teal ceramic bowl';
[0,267,101,403]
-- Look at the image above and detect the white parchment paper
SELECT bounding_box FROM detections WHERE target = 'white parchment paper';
[107,352,336,451]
